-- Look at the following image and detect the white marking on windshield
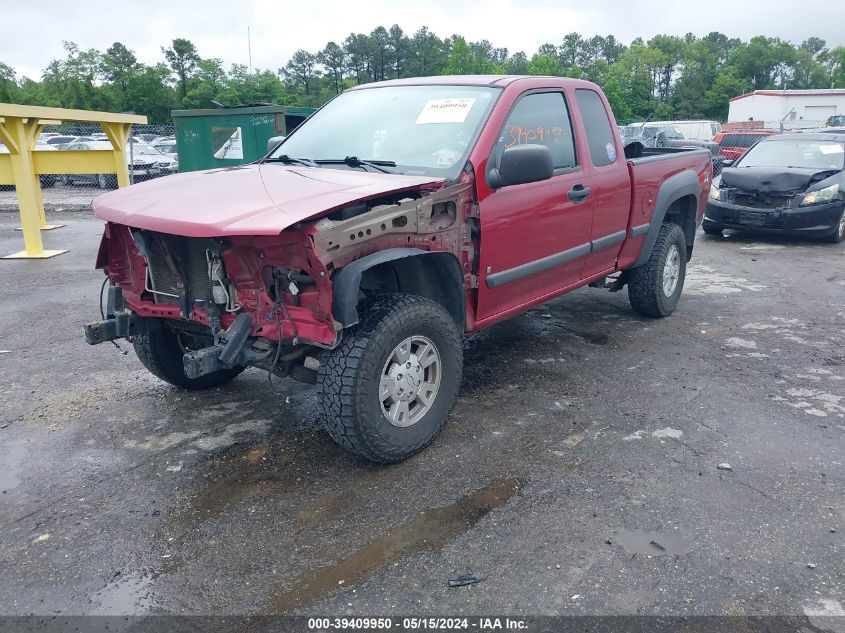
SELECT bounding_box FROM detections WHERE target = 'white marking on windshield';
[415,98,476,124]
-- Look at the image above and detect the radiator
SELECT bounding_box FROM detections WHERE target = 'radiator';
[146,237,212,304]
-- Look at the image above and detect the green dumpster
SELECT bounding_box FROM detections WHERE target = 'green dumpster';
[171,105,316,172]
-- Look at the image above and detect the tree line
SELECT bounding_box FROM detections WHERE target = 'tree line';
[2,28,845,124]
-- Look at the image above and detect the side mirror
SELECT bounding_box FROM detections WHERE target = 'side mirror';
[267,135,286,153]
[488,145,554,189]
[722,159,734,168]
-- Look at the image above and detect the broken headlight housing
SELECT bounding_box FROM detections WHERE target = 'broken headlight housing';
[800,183,840,206]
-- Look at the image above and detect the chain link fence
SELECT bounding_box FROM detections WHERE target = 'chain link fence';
[618,119,842,176]
[0,123,178,211]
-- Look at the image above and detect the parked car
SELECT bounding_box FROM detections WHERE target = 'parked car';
[129,141,178,175]
[713,130,777,161]
[85,76,711,463]
[825,115,845,128]
[43,135,86,148]
[134,133,162,144]
[44,135,94,149]
[1,141,60,188]
[151,137,178,170]
[63,141,176,188]
[705,133,845,242]
[621,124,725,172]
[625,120,722,141]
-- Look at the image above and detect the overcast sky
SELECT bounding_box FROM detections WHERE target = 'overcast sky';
[2,0,845,80]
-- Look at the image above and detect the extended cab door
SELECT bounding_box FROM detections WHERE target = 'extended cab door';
[475,90,594,322]
[571,87,632,279]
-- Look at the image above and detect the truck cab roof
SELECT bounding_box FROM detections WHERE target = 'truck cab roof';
[347,75,596,90]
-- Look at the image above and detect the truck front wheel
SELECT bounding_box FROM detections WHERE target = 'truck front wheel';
[317,294,463,463]
[132,324,244,390]
[627,223,688,318]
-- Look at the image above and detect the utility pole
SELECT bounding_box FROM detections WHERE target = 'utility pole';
[248,26,253,73]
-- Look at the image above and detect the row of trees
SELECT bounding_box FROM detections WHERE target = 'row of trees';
[2,28,845,124]
[283,28,845,121]
[0,39,287,123]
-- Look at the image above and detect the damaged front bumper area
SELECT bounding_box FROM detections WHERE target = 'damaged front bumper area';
[85,223,340,381]
[84,285,144,344]
[705,198,845,237]
[85,287,323,382]
[84,286,256,378]
[179,312,253,379]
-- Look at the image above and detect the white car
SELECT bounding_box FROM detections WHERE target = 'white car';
[627,120,722,142]
[43,135,94,149]
[1,141,59,187]
[62,140,177,188]
[151,137,178,171]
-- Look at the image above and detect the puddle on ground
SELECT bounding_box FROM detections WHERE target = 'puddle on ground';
[613,528,691,556]
[552,326,610,345]
[577,331,609,345]
[91,571,154,615]
[527,315,609,345]
[167,446,302,534]
[262,476,524,614]
[0,439,26,492]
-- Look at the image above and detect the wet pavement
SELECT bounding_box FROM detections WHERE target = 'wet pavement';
[0,211,843,621]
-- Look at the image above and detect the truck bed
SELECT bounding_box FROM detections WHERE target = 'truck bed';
[615,148,712,271]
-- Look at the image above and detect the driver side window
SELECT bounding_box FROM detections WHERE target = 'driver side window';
[495,92,577,170]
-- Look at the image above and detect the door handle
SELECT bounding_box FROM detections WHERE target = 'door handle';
[568,184,591,203]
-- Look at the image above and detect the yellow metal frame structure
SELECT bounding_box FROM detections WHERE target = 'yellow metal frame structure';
[0,104,147,259]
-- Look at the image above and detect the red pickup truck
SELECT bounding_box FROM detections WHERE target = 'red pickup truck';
[85,76,711,463]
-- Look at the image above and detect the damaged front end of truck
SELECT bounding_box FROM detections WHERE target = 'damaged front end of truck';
[85,170,476,386]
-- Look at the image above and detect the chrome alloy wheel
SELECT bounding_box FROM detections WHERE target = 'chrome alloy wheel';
[379,335,442,427]
[662,244,681,297]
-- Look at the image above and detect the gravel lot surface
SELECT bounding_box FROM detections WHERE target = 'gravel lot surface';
[0,211,843,628]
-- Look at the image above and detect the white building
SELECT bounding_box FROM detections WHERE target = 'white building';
[727,89,845,129]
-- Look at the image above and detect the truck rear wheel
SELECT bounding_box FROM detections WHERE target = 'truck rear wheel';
[132,324,244,390]
[317,294,463,463]
[627,223,688,318]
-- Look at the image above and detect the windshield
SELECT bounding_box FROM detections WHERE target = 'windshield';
[270,85,501,177]
[737,139,845,170]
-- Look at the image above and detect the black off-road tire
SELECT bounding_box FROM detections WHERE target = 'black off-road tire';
[317,293,463,463]
[132,324,244,390]
[627,223,688,318]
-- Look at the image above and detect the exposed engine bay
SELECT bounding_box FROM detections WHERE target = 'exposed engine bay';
[89,177,477,384]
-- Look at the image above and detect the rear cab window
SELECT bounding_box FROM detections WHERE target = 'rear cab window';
[574,88,618,167]
[494,92,577,171]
